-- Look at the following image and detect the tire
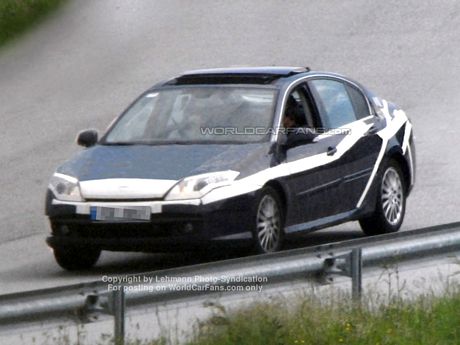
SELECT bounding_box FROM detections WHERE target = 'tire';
[53,245,101,271]
[359,159,406,235]
[253,186,285,253]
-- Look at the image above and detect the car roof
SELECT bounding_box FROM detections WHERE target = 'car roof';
[161,66,311,86]
[153,67,371,97]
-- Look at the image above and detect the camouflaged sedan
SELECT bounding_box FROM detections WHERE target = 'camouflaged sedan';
[45,67,415,270]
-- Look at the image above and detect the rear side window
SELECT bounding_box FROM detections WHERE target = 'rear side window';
[346,84,370,119]
[309,79,357,129]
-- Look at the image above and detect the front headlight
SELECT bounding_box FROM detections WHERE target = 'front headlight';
[165,170,240,200]
[49,173,83,202]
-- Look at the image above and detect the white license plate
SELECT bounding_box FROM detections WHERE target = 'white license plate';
[90,206,151,221]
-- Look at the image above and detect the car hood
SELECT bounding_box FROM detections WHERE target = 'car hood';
[57,143,269,199]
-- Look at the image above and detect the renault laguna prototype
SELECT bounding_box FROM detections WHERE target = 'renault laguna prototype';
[46,67,415,270]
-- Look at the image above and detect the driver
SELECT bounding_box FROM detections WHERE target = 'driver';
[282,97,316,147]
[283,104,299,130]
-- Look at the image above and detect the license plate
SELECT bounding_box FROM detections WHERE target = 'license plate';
[90,206,151,221]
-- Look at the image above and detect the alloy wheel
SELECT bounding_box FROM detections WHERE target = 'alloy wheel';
[381,167,404,226]
[256,194,282,252]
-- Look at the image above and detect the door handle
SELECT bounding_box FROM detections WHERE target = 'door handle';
[327,146,337,156]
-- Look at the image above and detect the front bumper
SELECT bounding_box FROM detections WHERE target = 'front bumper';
[45,190,256,252]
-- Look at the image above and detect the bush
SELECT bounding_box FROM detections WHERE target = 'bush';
[0,0,65,46]
[186,292,460,345]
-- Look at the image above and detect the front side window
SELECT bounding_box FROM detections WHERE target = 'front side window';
[282,87,316,128]
[309,79,357,129]
[104,86,277,144]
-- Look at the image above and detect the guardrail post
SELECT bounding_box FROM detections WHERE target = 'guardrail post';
[113,289,125,345]
[322,248,362,302]
[81,289,126,344]
[351,248,362,302]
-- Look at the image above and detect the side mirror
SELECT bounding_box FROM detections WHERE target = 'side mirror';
[77,129,98,147]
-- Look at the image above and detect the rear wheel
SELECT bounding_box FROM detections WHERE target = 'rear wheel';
[359,160,406,235]
[253,187,285,253]
[53,245,101,271]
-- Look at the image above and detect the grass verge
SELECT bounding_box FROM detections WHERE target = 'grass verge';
[0,0,66,47]
[183,291,460,345]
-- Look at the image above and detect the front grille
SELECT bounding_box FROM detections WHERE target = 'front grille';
[84,198,163,202]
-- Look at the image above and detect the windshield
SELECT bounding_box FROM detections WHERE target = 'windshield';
[104,86,277,144]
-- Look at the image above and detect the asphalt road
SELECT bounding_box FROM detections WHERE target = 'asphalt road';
[0,0,459,293]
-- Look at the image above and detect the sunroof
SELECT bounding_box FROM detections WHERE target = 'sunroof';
[167,67,310,85]
[181,66,310,76]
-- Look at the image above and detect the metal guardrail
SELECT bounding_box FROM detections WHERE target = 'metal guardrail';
[1,222,460,344]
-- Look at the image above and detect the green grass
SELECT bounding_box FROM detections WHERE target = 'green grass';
[0,0,66,46]
[182,291,460,345]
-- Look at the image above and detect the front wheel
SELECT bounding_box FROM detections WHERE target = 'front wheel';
[53,245,101,271]
[359,160,406,235]
[253,187,285,253]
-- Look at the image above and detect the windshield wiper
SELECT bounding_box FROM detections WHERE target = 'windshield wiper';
[101,139,261,146]
[101,141,138,146]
